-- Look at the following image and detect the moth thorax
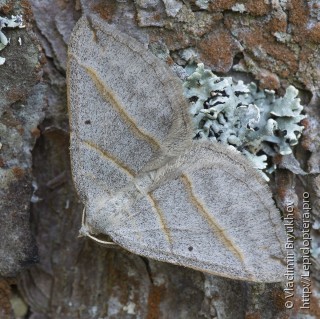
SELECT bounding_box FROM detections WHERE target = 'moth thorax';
[133,172,154,194]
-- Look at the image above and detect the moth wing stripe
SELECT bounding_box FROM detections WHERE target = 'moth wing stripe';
[70,54,161,151]
[180,174,246,264]
[81,139,136,178]
[148,193,173,249]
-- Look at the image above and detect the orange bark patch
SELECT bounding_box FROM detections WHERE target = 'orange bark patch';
[308,23,320,43]
[300,118,312,150]
[310,293,320,317]
[257,69,280,90]
[12,166,25,179]
[0,1,14,15]
[198,29,239,72]
[159,30,191,51]
[166,56,174,66]
[17,126,24,135]
[0,279,12,319]
[298,45,319,89]
[288,0,309,43]
[0,157,5,168]
[272,288,286,311]
[6,89,27,103]
[246,0,270,16]
[288,0,309,27]
[313,3,320,9]
[146,284,166,319]
[275,170,293,202]
[267,15,288,34]
[239,26,298,78]
[273,154,283,165]
[92,0,117,22]
[245,312,262,319]
[300,118,309,131]
[152,13,162,22]
[31,127,41,138]
[209,0,238,11]
[21,0,34,21]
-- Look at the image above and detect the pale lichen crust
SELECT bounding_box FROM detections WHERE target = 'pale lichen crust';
[183,63,306,180]
[0,15,25,65]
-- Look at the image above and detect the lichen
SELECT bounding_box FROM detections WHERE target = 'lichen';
[0,15,25,65]
[183,63,306,180]
[195,0,210,10]
[162,0,183,17]
[231,4,246,13]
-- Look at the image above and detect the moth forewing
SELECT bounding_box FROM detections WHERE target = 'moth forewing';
[68,14,286,282]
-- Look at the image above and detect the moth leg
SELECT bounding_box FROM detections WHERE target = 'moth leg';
[79,208,119,248]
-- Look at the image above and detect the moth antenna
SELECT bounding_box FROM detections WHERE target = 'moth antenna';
[80,208,119,247]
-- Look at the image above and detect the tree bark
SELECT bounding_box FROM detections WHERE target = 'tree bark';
[0,0,319,318]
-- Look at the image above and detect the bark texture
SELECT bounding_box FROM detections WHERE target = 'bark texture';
[0,0,319,318]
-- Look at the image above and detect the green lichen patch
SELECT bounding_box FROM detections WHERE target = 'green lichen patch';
[183,63,306,179]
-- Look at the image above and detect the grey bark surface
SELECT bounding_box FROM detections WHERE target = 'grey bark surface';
[0,0,319,318]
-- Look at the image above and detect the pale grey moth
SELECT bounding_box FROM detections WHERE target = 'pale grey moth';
[67,14,286,282]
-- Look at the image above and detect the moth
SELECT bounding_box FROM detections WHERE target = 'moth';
[67,14,286,282]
